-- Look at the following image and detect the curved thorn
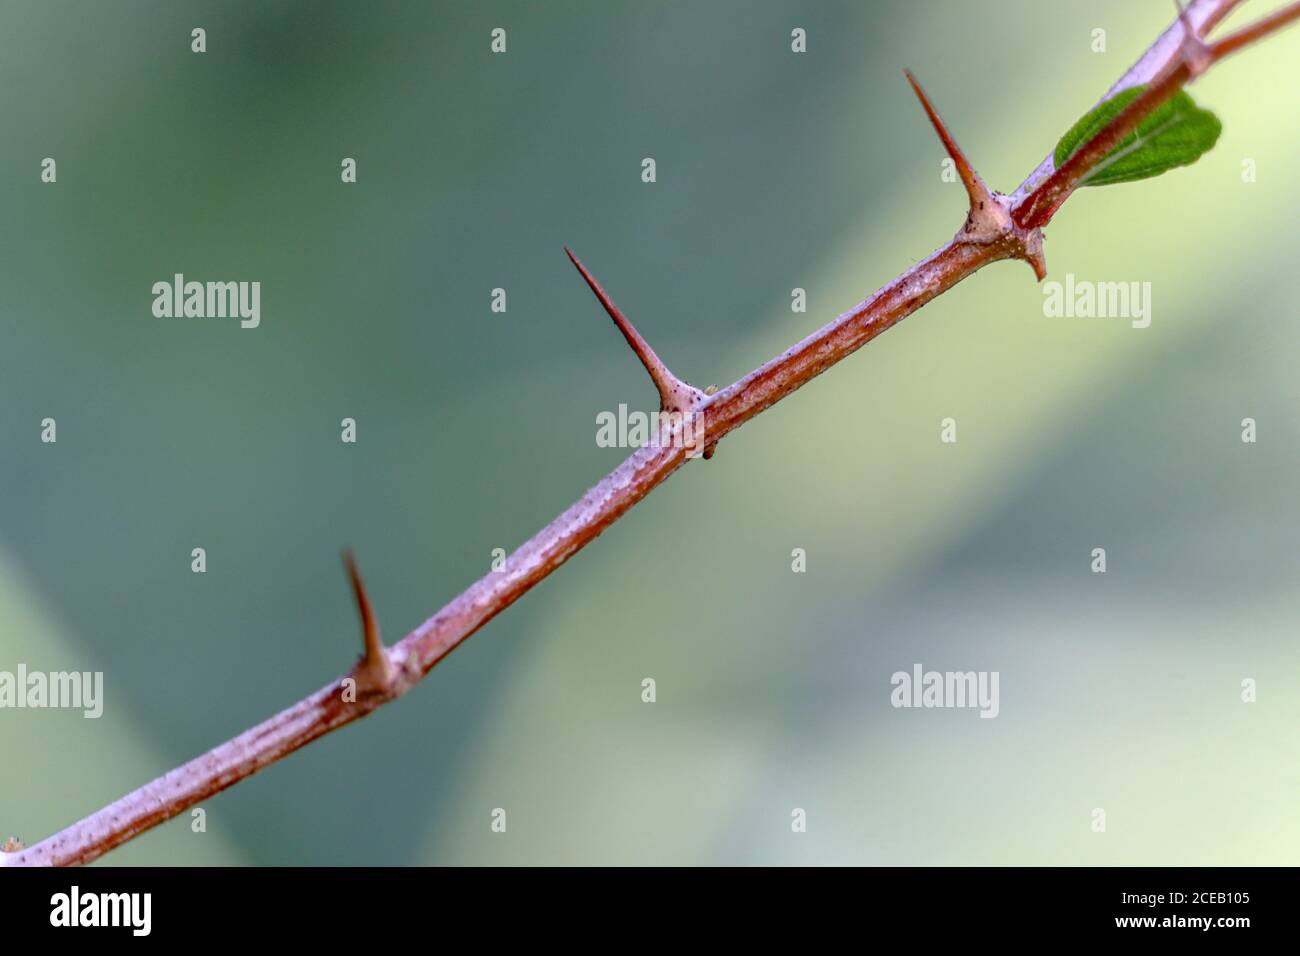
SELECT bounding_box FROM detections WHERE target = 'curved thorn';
[904,68,995,214]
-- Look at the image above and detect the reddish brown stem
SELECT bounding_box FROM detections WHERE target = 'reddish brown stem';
[3,0,1293,868]
[3,241,1012,870]
[1210,0,1300,58]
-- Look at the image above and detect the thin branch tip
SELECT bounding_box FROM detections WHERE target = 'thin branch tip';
[1015,0,1300,230]
[1208,1,1300,61]
[564,246,708,415]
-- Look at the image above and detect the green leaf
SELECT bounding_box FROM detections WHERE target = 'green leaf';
[1053,86,1222,187]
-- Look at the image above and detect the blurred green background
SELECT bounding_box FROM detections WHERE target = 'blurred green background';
[1,0,1297,865]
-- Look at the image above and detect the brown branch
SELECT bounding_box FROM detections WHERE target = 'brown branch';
[3,0,1294,867]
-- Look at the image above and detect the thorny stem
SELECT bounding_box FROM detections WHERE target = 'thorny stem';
[903,67,1046,279]
[4,0,1295,867]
